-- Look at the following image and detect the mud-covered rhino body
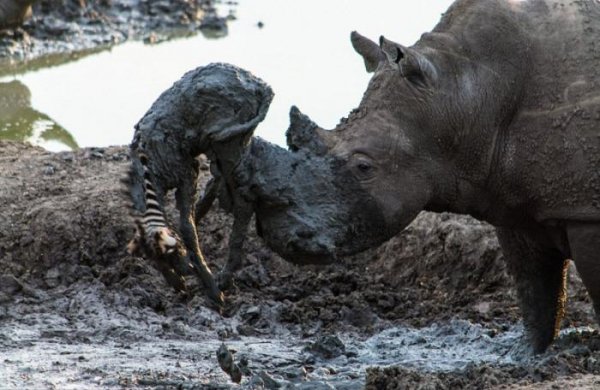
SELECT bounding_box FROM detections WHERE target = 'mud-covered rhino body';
[228,0,600,353]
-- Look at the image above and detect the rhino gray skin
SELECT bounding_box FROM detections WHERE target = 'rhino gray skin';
[228,0,600,353]
[0,0,36,30]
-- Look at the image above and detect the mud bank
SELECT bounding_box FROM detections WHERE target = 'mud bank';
[0,141,599,389]
[0,0,230,75]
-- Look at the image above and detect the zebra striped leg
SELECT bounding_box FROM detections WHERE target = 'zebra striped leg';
[176,175,224,306]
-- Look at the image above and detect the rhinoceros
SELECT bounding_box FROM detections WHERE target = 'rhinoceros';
[216,0,599,353]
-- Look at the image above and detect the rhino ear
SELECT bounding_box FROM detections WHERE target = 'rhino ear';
[351,31,385,73]
[379,36,438,87]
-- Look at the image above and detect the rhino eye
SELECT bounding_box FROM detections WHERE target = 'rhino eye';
[357,162,372,173]
[350,154,377,181]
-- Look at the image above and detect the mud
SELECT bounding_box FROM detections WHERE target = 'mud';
[0,0,230,76]
[1,140,598,388]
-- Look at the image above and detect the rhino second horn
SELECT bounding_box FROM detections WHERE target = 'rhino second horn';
[286,106,329,155]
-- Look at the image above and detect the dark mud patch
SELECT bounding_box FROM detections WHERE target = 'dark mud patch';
[0,0,231,75]
[0,141,598,388]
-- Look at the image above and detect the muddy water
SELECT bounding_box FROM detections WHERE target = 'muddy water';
[0,307,529,389]
[0,0,453,151]
[2,299,594,390]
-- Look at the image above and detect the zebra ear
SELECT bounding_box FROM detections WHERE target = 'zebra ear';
[155,228,178,254]
[127,238,140,256]
[127,221,144,256]
[159,228,177,246]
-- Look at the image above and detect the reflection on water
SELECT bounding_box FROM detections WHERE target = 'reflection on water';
[0,80,78,151]
[0,45,110,79]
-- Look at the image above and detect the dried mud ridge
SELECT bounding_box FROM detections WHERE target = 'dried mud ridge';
[0,140,599,389]
[0,0,231,75]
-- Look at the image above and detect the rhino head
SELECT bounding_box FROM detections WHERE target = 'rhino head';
[231,31,521,264]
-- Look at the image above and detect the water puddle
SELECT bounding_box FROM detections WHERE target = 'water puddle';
[0,0,453,151]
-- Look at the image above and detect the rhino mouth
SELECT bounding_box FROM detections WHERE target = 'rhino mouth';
[281,240,337,265]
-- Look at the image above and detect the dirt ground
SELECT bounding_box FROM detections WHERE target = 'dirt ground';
[0,141,599,389]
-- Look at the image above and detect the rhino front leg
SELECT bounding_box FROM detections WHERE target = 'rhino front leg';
[496,228,569,353]
[176,172,224,306]
[567,222,600,326]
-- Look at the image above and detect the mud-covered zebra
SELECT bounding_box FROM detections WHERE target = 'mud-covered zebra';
[127,63,273,306]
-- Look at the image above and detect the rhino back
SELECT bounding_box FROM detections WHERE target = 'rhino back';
[430,0,600,222]
[507,0,600,222]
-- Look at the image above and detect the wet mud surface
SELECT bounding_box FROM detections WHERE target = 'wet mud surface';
[0,0,230,75]
[1,141,599,388]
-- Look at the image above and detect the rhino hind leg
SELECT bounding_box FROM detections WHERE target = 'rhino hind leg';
[496,228,569,353]
[567,222,600,326]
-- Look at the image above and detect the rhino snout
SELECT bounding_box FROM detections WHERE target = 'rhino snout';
[283,228,336,265]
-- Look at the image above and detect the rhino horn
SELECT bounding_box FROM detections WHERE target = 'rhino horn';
[286,106,331,155]
[351,31,385,73]
[379,35,438,86]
